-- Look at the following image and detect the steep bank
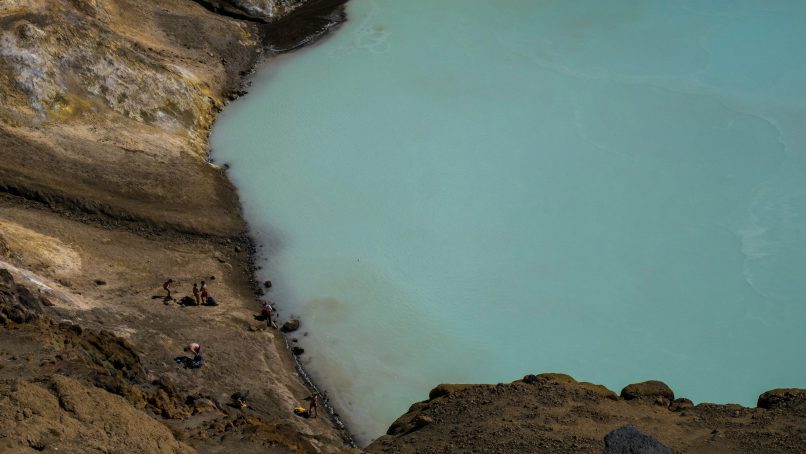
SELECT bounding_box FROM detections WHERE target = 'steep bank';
[0,0,351,452]
[367,374,806,453]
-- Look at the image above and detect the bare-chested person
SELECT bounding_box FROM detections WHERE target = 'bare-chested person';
[162,279,174,299]
[200,280,208,305]
[305,394,319,418]
[192,283,201,306]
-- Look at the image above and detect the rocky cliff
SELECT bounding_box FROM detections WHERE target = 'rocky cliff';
[0,0,351,452]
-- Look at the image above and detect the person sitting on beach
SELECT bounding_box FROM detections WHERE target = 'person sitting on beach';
[304,394,319,418]
[163,279,174,299]
[231,392,248,409]
[185,343,203,368]
[177,343,203,368]
[185,343,201,355]
[192,283,201,306]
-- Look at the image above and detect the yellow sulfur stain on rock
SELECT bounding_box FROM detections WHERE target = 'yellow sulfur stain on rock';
[0,219,82,277]
[46,93,93,122]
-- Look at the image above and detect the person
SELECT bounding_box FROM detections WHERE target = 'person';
[262,302,278,328]
[185,343,200,355]
[178,343,202,368]
[192,283,201,306]
[163,279,174,299]
[304,394,319,418]
[231,392,248,409]
[200,281,208,304]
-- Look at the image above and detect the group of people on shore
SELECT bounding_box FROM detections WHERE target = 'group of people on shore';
[163,278,320,420]
[163,278,216,306]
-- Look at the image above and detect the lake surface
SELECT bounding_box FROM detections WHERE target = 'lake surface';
[211,0,806,444]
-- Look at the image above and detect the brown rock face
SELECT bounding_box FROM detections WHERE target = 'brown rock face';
[0,1,351,451]
[620,380,675,401]
[0,269,44,323]
[0,375,193,453]
[197,0,310,21]
[0,0,261,235]
[367,374,806,454]
[758,388,806,410]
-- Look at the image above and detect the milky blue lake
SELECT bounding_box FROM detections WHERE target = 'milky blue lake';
[212,0,806,443]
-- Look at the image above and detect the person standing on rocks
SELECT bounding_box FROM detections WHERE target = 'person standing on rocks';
[163,279,174,300]
[261,302,276,328]
[192,282,201,306]
[305,394,319,418]
[200,280,208,304]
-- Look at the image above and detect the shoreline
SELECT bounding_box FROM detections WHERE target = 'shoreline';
[240,233,356,445]
[214,2,357,443]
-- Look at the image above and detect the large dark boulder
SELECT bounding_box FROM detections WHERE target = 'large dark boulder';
[281,319,300,332]
[0,269,44,324]
[604,425,672,454]
[0,269,13,287]
[758,389,806,410]
[621,381,674,401]
[669,398,693,412]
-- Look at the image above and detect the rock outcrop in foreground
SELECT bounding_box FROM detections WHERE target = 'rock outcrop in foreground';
[367,373,806,453]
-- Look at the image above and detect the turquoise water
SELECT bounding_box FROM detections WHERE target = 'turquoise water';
[211,0,806,443]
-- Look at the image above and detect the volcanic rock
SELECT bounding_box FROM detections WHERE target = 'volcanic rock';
[281,319,300,332]
[621,380,674,401]
[603,425,672,454]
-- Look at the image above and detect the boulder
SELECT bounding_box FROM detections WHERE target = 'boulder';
[604,425,672,454]
[758,389,806,410]
[0,270,44,324]
[281,319,300,332]
[428,384,485,401]
[531,373,618,400]
[522,374,540,384]
[669,398,693,412]
[621,381,674,402]
[206,0,308,22]
[537,373,576,384]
